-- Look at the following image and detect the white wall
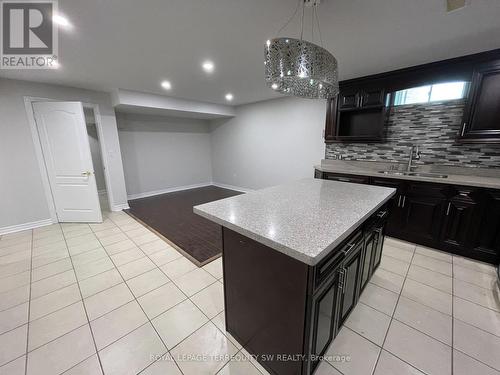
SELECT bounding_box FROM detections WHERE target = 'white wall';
[0,78,129,230]
[210,97,326,190]
[117,113,213,198]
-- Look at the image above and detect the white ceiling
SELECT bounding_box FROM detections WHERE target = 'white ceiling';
[2,0,500,105]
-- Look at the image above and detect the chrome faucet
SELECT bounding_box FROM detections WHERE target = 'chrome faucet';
[407,145,421,172]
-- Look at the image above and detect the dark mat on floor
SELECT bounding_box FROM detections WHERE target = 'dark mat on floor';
[125,186,242,266]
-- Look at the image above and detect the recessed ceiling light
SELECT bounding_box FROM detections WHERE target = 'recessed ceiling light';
[225,93,234,102]
[161,80,172,90]
[202,61,215,73]
[53,14,72,28]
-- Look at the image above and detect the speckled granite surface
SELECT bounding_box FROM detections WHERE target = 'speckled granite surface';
[194,178,395,265]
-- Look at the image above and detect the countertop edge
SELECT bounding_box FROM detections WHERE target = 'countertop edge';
[194,189,395,266]
[315,165,500,190]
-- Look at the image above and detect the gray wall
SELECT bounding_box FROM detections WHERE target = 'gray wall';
[326,99,500,169]
[210,97,326,190]
[0,78,128,230]
[117,113,212,198]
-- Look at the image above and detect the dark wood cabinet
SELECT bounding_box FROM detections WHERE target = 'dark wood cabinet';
[361,230,376,291]
[316,170,500,264]
[471,190,500,260]
[322,172,370,184]
[338,90,360,110]
[398,192,447,246]
[459,60,500,143]
[309,271,340,370]
[325,86,386,143]
[360,88,385,108]
[440,189,480,252]
[337,236,364,328]
[372,224,385,270]
[371,178,406,237]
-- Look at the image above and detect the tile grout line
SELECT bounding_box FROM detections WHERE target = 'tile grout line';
[369,243,417,375]
[94,219,186,375]
[61,226,107,375]
[24,228,35,375]
[116,216,236,374]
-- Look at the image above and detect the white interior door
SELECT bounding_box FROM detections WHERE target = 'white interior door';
[33,101,102,223]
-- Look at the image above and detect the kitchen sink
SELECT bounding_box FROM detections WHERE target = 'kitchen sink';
[377,170,448,178]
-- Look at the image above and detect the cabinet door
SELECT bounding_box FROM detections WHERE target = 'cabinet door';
[324,97,338,143]
[337,239,364,328]
[371,178,406,237]
[361,230,376,291]
[399,193,446,246]
[310,271,340,373]
[471,190,500,263]
[338,90,360,110]
[372,226,384,270]
[440,189,479,253]
[460,60,500,142]
[360,88,385,108]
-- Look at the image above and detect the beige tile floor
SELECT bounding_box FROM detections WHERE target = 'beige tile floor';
[1,210,499,375]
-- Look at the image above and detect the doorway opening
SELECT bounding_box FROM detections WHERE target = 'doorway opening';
[84,107,110,213]
[25,97,116,223]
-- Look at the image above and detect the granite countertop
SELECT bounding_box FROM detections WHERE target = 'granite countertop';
[315,162,500,190]
[194,178,395,266]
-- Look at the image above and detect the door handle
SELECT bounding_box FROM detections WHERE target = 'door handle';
[81,171,93,177]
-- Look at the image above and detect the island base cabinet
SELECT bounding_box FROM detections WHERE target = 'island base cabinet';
[222,228,309,375]
[222,207,389,375]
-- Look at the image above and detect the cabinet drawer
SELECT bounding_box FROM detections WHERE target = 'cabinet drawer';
[314,230,363,290]
[406,182,448,198]
[324,173,370,184]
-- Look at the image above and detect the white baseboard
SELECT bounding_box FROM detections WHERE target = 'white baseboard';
[111,203,130,211]
[127,182,213,200]
[212,182,253,193]
[0,219,54,236]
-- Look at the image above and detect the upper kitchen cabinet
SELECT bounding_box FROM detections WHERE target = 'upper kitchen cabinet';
[324,49,500,145]
[337,87,385,110]
[325,86,386,143]
[459,60,500,143]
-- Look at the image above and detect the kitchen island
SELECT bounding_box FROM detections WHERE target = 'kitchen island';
[194,179,395,375]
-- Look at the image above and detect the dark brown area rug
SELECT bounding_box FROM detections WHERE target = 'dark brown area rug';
[125,185,242,266]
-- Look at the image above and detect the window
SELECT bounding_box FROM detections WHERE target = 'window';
[393,81,468,106]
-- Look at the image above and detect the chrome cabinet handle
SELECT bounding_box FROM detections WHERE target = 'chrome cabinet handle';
[461,122,467,137]
[401,196,406,208]
[398,195,402,207]
[446,202,452,216]
[342,243,355,256]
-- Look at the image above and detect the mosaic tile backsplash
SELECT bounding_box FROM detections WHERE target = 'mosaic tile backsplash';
[325,99,500,169]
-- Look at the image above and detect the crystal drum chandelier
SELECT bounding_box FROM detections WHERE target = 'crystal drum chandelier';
[264,0,339,99]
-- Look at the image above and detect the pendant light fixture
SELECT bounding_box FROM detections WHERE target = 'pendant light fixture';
[264,0,339,99]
